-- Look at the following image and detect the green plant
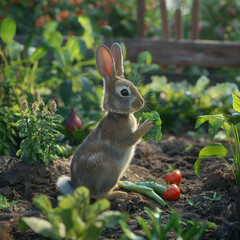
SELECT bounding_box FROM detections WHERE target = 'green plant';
[138,75,236,130]
[195,89,240,186]
[0,106,17,156]
[15,91,63,165]
[120,207,216,240]
[186,199,201,207]
[203,192,223,202]
[19,186,127,240]
[141,111,162,142]
[0,195,21,209]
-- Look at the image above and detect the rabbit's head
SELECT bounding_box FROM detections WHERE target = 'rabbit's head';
[96,43,144,115]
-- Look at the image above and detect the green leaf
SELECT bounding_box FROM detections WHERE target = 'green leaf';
[66,36,80,61]
[96,211,128,228]
[120,220,144,240]
[195,76,210,91]
[85,199,110,221]
[73,186,90,207]
[45,31,63,48]
[18,217,63,240]
[0,195,8,209]
[232,89,240,113]
[141,111,162,142]
[58,195,76,210]
[223,113,240,125]
[30,45,48,62]
[54,48,70,68]
[138,51,152,65]
[78,16,94,49]
[194,143,228,177]
[33,194,52,216]
[136,216,151,238]
[8,199,21,208]
[195,115,225,141]
[43,21,59,34]
[6,40,24,59]
[0,18,16,44]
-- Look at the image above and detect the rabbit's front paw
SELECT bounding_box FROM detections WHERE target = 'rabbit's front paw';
[141,119,154,135]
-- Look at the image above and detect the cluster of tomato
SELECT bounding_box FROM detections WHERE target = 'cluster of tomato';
[163,169,182,201]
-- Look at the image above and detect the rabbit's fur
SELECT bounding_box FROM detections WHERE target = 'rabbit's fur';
[57,43,153,200]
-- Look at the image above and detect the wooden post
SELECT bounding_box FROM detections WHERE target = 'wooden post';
[160,0,169,39]
[175,8,183,73]
[175,8,183,40]
[137,0,145,38]
[191,0,200,40]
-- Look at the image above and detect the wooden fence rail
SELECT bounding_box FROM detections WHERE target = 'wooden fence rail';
[130,0,240,68]
[104,38,240,68]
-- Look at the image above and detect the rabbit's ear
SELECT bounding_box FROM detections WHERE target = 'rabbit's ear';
[96,44,115,83]
[111,43,124,77]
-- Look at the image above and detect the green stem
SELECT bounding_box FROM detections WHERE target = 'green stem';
[232,125,239,170]
[221,157,237,183]
[223,124,236,160]
[234,125,240,185]
[0,51,8,68]
[30,61,39,93]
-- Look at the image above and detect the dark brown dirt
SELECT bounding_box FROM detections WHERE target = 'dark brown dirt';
[1,134,240,240]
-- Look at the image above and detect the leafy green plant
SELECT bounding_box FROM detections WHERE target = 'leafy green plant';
[0,106,17,156]
[195,89,240,186]
[15,91,63,165]
[141,111,162,142]
[18,186,127,240]
[203,192,223,202]
[138,75,236,129]
[120,207,216,240]
[0,195,21,209]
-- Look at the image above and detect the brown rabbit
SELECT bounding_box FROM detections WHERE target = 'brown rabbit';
[57,43,153,200]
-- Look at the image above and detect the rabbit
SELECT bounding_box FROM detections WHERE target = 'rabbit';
[57,43,153,200]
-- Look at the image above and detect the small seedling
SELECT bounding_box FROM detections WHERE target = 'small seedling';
[186,199,201,206]
[0,195,21,209]
[203,192,223,202]
[185,144,193,153]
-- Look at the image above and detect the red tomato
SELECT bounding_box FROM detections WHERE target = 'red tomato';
[163,184,181,201]
[165,169,182,185]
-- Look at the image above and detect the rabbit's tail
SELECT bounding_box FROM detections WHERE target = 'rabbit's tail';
[56,176,74,195]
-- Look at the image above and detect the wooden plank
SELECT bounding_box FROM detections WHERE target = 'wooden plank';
[104,39,240,67]
[3,36,240,68]
[137,0,145,38]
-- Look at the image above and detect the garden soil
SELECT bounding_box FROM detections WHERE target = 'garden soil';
[1,134,240,240]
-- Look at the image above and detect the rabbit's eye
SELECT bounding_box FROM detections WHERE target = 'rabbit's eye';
[121,89,129,96]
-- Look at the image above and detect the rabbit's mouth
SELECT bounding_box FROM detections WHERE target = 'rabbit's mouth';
[131,98,144,111]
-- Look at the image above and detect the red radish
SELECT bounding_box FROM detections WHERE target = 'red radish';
[163,184,181,201]
[65,109,82,135]
[165,169,182,185]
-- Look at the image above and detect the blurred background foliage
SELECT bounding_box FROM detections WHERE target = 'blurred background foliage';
[0,0,240,158]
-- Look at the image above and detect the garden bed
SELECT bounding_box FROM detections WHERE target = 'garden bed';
[0,133,240,240]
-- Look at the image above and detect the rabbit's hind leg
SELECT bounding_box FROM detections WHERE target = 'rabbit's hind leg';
[105,190,128,200]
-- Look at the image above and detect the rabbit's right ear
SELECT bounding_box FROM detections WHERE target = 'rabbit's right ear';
[111,43,124,77]
[96,45,115,83]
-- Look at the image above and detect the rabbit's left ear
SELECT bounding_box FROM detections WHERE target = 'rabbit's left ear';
[96,44,115,83]
[111,43,124,77]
